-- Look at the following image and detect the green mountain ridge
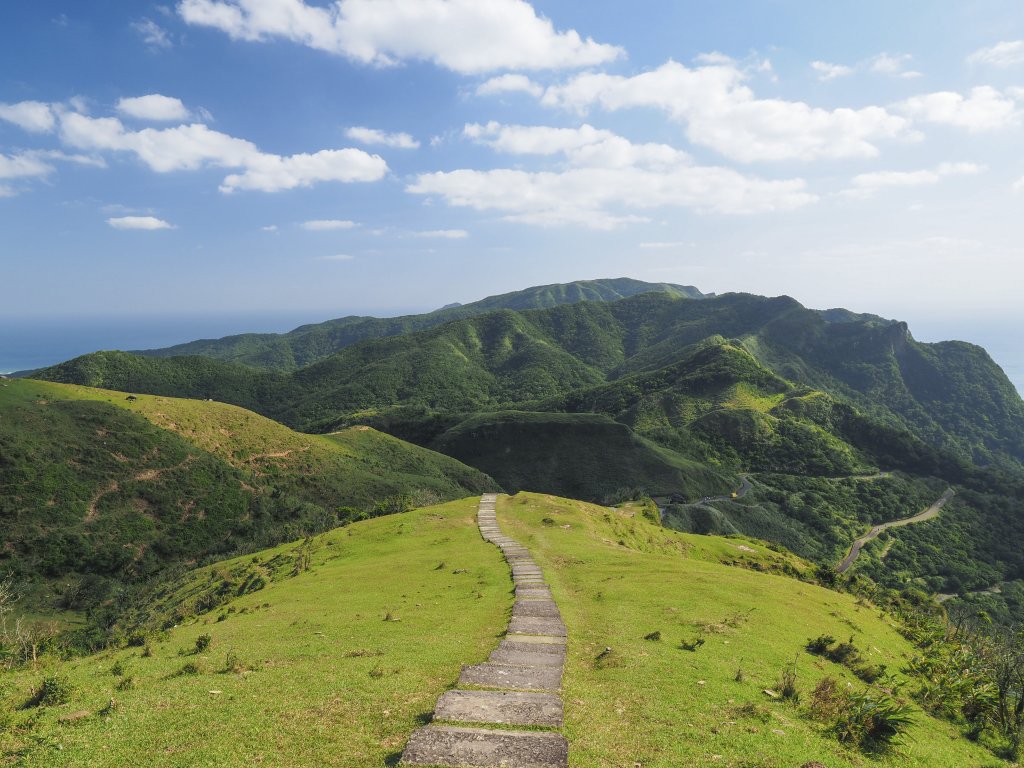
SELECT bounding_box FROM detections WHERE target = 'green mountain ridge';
[133,277,707,372]
[28,283,1024,618]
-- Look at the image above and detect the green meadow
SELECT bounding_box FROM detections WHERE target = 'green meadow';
[1,493,1005,767]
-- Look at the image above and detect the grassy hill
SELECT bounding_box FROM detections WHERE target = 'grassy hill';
[0,494,1009,766]
[134,278,706,372]
[0,379,495,628]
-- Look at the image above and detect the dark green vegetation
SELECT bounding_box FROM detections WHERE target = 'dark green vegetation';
[33,283,1024,619]
[134,277,706,371]
[0,379,495,638]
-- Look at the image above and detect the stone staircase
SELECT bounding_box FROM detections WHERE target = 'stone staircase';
[400,494,569,768]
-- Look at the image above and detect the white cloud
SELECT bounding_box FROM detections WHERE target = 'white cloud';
[844,161,984,198]
[132,18,173,49]
[540,60,912,162]
[464,121,689,168]
[59,111,388,192]
[318,253,354,261]
[107,215,174,230]
[221,149,386,192]
[302,219,357,230]
[411,122,815,227]
[1013,177,1024,193]
[811,61,853,81]
[639,241,692,249]
[0,150,105,183]
[0,152,56,180]
[868,52,922,78]
[414,229,469,239]
[261,224,279,232]
[177,0,623,73]
[0,185,14,198]
[0,101,56,132]
[899,86,1020,131]
[476,74,543,98]
[968,40,1024,68]
[117,94,190,122]
[345,126,419,149]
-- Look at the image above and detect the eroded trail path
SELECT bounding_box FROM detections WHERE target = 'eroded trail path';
[836,488,955,574]
[400,494,569,768]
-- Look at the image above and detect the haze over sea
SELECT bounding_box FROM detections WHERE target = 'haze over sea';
[2,308,1021,398]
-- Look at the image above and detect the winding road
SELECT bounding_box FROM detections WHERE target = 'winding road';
[836,488,955,574]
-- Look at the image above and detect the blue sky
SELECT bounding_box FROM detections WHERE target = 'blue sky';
[2,0,1024,357]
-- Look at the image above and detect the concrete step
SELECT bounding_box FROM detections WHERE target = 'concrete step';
[433,689,563,727]
[508,617,566,636]
[512,600,561,619]
[460,662,562,691]
[400,726,567,767]
[489,648,565,667]
[499,639,566,655]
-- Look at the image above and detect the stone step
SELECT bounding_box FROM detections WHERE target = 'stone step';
[499,639,566,655]
[508,617,566,636]
[512,601,561,619]
[433,690,563,727]
[504,633,566,646]
[400,726,567,768]
[459,662,563,691]
[489,648,565,667]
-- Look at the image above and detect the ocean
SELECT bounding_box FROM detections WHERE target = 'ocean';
[0,313,322,375]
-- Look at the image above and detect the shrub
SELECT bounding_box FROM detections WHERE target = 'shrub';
[833,689,915,751]
[194,634,212,654]
[643,630,661,641]
[26,675,75,708]
[115,676,135,691]
[175,661,201,676]
[779,657,800,702]
[222,650,248,674]
[806,634,836,655]
[111,660,125,677]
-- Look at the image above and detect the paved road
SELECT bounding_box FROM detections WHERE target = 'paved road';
[836,488,955,574]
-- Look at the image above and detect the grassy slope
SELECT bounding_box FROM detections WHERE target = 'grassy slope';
[2,494,1003,767]
[0,379,496,617]
[1,379,496,513]
[0,499,510,766]
[498,494,1001,768]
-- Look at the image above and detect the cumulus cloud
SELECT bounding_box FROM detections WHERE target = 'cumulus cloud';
[409,122,816,227]
[968,40,1024,68]
[844,161,984,198]
[811,53,919,82]
[464,121,689,168]
[898,86,1020,131]
[177,0,622,73]
[0,101,56,132]
[540,60,912,162]
[132,18,173,49]
[811,61,853,81]
[476,74,543,97]
[117,94,191,121]
[414,229,469,238]
[59,111,388,192]
[107,215,174,230]
[639,241,692,249]
[0,150,105,186]
[345,126,419,148]
[302,219,357,230]
[867,53,922,78]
